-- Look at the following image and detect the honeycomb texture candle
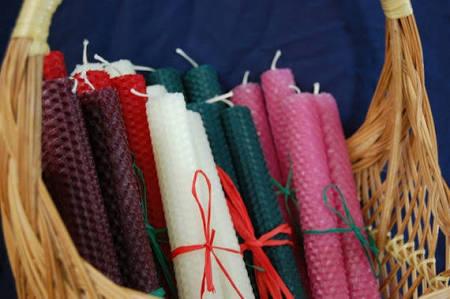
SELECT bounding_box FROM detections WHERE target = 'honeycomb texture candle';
[111,74,164,229]
[261,68,295,181]
[73,70,111,95]
[222,106,306,299]
[147,67,185,93]
[313,93,379,298]
[147,93,225,299]
[188,111,255,299]
[41,78,122,285]
[79,87,160,293]
[284,93,350,299]
[232,81,285,218]
[187,102,238,186]
[43,50,67,80]
[183,65,222,103]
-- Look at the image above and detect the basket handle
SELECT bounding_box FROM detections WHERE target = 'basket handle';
[12,0,62,55]
[380,0,413,19]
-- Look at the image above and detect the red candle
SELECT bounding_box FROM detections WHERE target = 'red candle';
[43,50,67,80]
[72,70,112,95]
[313,92,379,298]
[111,74,164,230]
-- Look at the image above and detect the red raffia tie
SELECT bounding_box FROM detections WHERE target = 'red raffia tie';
[217,166,294,299]
[171,169,244,299]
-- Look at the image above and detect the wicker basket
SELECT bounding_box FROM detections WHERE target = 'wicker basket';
[0,0,448,298]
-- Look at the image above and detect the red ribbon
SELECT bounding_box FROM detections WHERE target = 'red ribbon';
[171,169,244,299]
[217,166,295,299]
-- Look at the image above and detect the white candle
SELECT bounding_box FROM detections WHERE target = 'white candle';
[147,85,167,99]
[187,111,255,299]
[106,59,136,77]
[147,93,224,299]
[71,63,104,75]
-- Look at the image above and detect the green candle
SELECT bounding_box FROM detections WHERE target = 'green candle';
[184,64,222,103]
[187,102,238,187]
[146,67,184,94]
[222,106,307,299]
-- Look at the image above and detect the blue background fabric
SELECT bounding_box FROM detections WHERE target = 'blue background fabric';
[1,1,449,297]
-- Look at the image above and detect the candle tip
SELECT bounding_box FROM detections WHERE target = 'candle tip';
[271,50,282,70]
[133,65,155,72]
[313,82,320,95]
[242,70,250,85]
[69,77,78,94]
[175,48,199,68]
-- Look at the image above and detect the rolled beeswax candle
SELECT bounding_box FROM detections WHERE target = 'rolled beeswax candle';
[187,102,238,186]
[43,50,67,80]
[187,111,255,299]
[260,53,296,181]
[232,78,285,218]
[147,67,185,93]
[147,93,225,299]
[111,74,164,229]
[147,85,167,99]
[184,64,222,102]
[42,78,122,285]
[222,106,306,299]
[313,93,379,298]
[73,70,111,95]
[285,93,349,299]
[79,87,160,292]
[105,59,136,77]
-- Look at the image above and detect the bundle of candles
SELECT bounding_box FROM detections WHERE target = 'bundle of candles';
[41,40,380,299]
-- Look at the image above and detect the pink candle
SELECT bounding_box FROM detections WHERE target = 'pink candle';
[232,72,285,218]
[260,51,296,181]
[313,92,380,298]
[285,93,350,299]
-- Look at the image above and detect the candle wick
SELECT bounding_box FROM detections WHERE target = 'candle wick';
[288,85,301,94]
[69,77,78,94]
[242,70,250,85]
[130,88,149,98]
[270,50,282,70]
[313,82,320,95]
[81,70,95,91]
[82,39,90,65]
[175,48,199,68]
[133,65,155,72]
[94,53,110,65]
[206,91,234,107]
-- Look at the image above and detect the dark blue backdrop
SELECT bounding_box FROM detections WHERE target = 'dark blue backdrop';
[1,1,449,297]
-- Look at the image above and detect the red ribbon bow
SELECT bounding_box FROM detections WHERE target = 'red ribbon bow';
[171,169,244,299]
[217,166,295,299]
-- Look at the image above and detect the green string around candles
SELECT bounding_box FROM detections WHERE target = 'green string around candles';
[303,184,381,278]
[132,161,177,297]
[271,162,304,247]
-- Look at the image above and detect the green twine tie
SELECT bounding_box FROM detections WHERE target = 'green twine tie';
[271,162,304,246]
[132,161,177,297]
[303,184,381,278]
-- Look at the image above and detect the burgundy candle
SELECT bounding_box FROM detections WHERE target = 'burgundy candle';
[79,87,160,293]
[42,78,122,285]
